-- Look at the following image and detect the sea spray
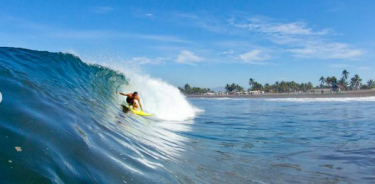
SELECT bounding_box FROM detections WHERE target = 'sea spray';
[89,61,199,121]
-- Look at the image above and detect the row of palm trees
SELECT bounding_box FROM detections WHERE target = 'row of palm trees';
[245,69,373,93]
[178,83,212,94]
[181,69,374,94]
[224,80,315,93]
[319,69,374,90]
[249,79,314,93]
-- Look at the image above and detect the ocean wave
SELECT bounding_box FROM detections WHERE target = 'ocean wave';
[0,47,196,183]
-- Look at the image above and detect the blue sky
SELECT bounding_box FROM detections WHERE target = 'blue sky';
[1,0,374,89]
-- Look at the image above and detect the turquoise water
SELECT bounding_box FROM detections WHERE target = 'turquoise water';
[0,47,374,183]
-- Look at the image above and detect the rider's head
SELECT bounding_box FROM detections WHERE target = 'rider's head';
[133,91,138,96]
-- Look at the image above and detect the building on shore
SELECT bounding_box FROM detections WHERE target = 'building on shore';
[217,91,225,95]
[205,92,215,95]
[248,90,265,95]
[236,91,249,95]
[314,88,332,94]
[332,84,345,92]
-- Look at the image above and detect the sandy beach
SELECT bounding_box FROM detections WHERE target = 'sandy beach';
[187,90,375,98]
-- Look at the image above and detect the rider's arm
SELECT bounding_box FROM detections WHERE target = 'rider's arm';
[136,97,143,110]
[117,92,129,97]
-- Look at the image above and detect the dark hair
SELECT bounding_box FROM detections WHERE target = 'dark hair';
[133,92,138,95]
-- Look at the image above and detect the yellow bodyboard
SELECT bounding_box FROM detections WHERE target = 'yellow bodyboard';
[130,108,153,116]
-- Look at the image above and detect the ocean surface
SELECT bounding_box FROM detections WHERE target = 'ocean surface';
[1,47,375,184]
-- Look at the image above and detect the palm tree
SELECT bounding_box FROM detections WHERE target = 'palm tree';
[307,82,313,91]
[290,81,297,91]
[331,76,338,86]
[326,77,332,88]
[355,74,362,90]
[367,79,375,89]
[350,77,355,90]
[249,78,255,89]
[342,69,349,80]
[230,83,237,92]
[280,81,288,92]
[236,85,244,92]
[225,84,230,93]
[319,76,325,87]
[339,77,347,90]
[255,82,263,91]
[184,83,191,93]
[350,74,362,90]
[264,83,271,92]
[274,81,279,93]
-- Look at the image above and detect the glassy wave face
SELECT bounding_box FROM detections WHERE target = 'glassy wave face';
[1,47,375,184]
[0,47,196,183]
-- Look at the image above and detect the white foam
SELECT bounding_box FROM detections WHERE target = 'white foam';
[121,72,197,121]
[205,97,231,100]
[0,92,2,103]
[196,97,249,101]
[266,97,375,103]
[88,61,198,121]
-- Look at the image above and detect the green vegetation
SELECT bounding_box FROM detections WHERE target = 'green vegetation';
[248,69,373,93]
[180,69,373,95]
[178,83,213,94]
[367,79,375,89]
[224,83,244,93]
[249,78,263,91]
[319,70,374,90]
[249,79,314,93]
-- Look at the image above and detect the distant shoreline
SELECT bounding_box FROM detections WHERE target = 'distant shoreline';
[187,90,375,99]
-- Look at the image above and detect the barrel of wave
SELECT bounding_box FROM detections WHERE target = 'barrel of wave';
[118,73,197,121]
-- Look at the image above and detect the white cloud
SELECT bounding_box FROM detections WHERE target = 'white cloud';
[91,6,114,14]
[129,57,166,65]
[231,17,363,60]
[220,50,234,55]
[176,50,203,65]
[288,42,363,59]
[234,19,330,36]
[238,49,270,64]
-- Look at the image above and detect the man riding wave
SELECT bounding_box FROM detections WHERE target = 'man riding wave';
[117,91,143,110]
